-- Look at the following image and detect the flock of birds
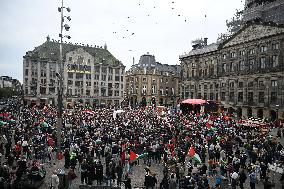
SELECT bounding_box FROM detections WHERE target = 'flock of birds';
[110,1,208,40]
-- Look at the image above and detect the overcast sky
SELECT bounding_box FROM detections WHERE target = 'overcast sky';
[0,0,245,82]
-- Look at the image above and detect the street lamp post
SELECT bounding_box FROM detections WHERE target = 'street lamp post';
[57,0,71,157]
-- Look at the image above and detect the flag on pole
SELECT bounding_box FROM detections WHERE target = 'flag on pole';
[188,146,202,164]
[129,150,148,162]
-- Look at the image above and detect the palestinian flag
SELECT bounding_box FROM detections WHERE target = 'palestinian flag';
[188,146,202,164]
[129,150,148,162]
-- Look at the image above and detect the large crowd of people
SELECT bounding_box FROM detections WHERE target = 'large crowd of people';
[0,100,284,189]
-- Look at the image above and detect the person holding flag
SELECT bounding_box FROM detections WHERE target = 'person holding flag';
[187,146,202,164]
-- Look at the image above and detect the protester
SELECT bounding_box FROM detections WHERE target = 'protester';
[0,99,283,189]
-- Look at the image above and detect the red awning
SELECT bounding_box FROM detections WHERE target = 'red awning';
[181,99,207,105]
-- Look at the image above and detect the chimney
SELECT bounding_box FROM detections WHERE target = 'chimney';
[204,38,208,46]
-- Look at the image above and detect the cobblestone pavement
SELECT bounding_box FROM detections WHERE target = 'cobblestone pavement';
[39,128,284,189]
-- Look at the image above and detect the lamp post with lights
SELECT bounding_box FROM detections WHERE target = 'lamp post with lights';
[56,0,71,157]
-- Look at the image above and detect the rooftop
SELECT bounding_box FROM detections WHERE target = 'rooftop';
[24,38,123,67]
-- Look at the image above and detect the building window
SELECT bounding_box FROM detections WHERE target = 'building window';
[69,57,72,61]
[271,80,277,87]
[86,74,91,80]
[67,80,73,85]
[68,73,73,79]
[88,59,90,63]
[230,52,236,58]
[108,75,113,81]
[223,54,226,59]
[272,55,279,67]
[259,81,264,87]
[76,73,83,79]
[249,49,255,55]
[115,76,120,81]
[152,85,156,94]
[115,68,120,75]
[108,68,113,74]
[259,92,265,103]
[160,88,164,95]
[101,75,107,81]
[260,46,267,53]
[238,82,243,88]
[142,78,147,82]
[204,85,207,90]
[248,92,253,103]
[239,60,245,71]
[142,85,147,94]
[229,63,233,72]
[192,70,195,77]
[102,67,107,73]
[271,92,277,103]
[197,93,201,98]
[249,59,254,70]
[272,43,279,50]
[260,57,266,69]
[221,92,226,101]
[223,64,226,72]
[209,93,214,100]
[229,92,234,102]
[238,92,243,102]
[40,70,46,77]
[239,50,245,56]
[86,90,90,96]
[204,93,207,100]
[248,82,254,88]
[25,69,29,76]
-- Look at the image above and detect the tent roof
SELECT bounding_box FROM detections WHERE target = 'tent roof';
[181,99,207,105]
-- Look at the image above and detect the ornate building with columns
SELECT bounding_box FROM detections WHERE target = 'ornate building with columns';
[125,53,181,108]
[180,22,284,120]
[243,0,284,25]
[23,37,125,108]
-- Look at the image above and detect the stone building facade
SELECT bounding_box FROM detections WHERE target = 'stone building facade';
[180,22,284,120]
[125,53,181,108]
[243,0,284,24]
[23,37,125,107]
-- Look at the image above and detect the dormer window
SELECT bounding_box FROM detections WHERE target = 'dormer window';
[260,46,267,53]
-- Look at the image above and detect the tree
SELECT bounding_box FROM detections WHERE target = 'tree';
[0,87,20,99]
[217,10,244,42]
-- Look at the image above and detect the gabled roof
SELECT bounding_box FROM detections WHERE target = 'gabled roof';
[179,43,219,59]
[24,40,123,67]
[219,21,284,49]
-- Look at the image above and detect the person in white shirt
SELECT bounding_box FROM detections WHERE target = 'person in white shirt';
[50,170,59,189]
